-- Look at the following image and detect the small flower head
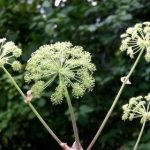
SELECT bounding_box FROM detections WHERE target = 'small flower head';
[120,22,150,61]
[51,85,64,105]
[25,42,96,104]
[0,38,22,69]
[11,61,22,71]
[122,94,150,124]
[31,81,45,97]
[13,47,22,58]
[72,83,85,98]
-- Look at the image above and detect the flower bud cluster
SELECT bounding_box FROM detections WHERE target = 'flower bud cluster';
[25,42,96,104]
[120,22,150,62]
[0,38,22,71]
[122,93,150,124]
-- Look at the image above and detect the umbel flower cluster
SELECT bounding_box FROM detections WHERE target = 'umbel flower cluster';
[120,22,150,62]
[0,38,22,71]
[25,42,96,104]
[122,93,150,124]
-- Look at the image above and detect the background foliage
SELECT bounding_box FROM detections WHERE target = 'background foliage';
[0,0,150,149]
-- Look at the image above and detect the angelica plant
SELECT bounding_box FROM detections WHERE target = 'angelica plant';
[122,93,150,150]
[25,42,96,149]
[87,22,150,150]
[1,21,150,150]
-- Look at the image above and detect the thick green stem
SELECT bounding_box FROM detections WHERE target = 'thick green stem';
[63,84,80,150]
[2,66,62,146]
[133,121,146,150]
[87,48,144,150]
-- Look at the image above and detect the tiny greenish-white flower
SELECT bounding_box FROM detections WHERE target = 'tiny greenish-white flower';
[25,42,96,104]
[120,22,150,62]
[0,38,22,70]
[122,93,150,124]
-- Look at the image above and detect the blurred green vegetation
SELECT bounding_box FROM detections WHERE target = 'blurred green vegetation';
[0,0,150,149]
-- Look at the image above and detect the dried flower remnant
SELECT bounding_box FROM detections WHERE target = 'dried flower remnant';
[25,90,33,103]
[120,76,131,84]
[25,42,96,104]
[120,22,150,62]
[60,141,83,150]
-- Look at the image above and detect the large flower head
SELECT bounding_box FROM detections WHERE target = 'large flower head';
[25,42,96,104]
[0,38,22,70]
[120,22,150,62]
[122,93,150,124]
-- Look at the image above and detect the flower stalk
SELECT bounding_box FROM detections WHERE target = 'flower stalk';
[133,101,150,150]
[63,82,80,150]
[133,120,146,150]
